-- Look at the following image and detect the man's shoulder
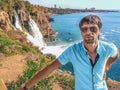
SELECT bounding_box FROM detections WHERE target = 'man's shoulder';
[72,41,83,48]
[99,40,116,49]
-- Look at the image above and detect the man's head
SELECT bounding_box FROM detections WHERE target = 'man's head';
[79,14,102,44]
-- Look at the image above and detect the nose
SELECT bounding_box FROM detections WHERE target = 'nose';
[86,28,92,34]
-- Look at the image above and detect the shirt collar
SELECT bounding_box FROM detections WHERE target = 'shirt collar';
[82,40,100,55]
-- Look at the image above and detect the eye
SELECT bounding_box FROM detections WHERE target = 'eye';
[90,26,97,32]
[81,27,88,32]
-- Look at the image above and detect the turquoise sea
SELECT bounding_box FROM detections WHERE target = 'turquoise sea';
[50,12,120,81]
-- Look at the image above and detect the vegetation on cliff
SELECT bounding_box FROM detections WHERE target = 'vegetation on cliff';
[0,0,72,89]
[0,0,55,42]
[0,30,39,55]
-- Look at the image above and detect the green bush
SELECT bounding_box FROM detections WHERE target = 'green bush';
[8,58,54,90]
[31,76,53,90]
[55,74,75,90]
[0,30,39,55]
[0,31,16,55]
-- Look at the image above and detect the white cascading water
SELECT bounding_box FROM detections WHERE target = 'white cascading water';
[27,16,46,49]
[14,12,66,57]
[14,10,22,31]
[27,16,67,57]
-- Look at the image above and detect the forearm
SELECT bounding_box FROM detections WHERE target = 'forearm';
[103,49,119,80]
[106,49,119,71]
[25,59,61,89]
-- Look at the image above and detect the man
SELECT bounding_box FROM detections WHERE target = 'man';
[17,14,119,90]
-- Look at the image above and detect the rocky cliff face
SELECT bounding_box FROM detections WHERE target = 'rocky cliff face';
[0,10,12,31]
[0,0,55,42]
[14,1,55,39]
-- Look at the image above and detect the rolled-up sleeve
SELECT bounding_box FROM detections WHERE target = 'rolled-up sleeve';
[58,46,74,65]
[109,43,118,58]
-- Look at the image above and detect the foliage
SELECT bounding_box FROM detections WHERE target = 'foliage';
[0,0,16,11]
[0,30,39,55]
[55,73,75,90]
[0,1,75,90]
[0,30,18,55]
[8,59,54,90]
[24,1,33,13]
[7,57,75,90]
[31,76,53,90]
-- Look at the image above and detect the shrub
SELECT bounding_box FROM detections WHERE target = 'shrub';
[55,73,75,90]
[8,58,53,90]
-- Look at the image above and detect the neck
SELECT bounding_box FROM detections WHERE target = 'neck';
[84,41,98,53]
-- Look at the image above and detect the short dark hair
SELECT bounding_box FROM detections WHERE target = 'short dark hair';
[79,14,102,29]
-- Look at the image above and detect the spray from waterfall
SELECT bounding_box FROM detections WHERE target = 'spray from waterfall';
[27,16,66,57]
[14,10,22,31]
[26,16,46,49]
[13,12,65,56]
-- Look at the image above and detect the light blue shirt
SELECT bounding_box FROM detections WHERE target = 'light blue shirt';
[58,40,117,90]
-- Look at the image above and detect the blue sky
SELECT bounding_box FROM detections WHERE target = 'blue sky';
[28,0,120,10]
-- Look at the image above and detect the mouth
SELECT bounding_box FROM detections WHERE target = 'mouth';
[85,34,94,38]
[84,35,95,44]
[86,36,94,39]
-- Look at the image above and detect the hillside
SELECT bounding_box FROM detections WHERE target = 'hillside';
[0,0,55,42]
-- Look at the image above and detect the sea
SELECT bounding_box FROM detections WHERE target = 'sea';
[48,12,120,81]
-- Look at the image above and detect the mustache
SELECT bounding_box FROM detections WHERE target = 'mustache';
[85,34,94,37]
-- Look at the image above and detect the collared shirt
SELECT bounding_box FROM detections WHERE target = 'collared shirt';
[58,40,117,90]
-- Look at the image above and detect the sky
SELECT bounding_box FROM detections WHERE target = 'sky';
[27,0,120,10]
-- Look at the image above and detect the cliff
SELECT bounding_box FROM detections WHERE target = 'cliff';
[0,10,13,31]
[0,0,55,42]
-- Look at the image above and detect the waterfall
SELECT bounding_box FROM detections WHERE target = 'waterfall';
[14,10,22,31]
[13,11,63,56]
[26,16,64,57]
[27,16,46,49]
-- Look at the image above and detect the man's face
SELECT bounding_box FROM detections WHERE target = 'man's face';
[81,22,100,44]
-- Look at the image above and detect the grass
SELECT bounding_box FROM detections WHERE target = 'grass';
[0,0,74,89]
[54,73,75,90]
[7,58,75,90]
[0,26,74,90]
[8,59,54,90]
[0,30,40,56]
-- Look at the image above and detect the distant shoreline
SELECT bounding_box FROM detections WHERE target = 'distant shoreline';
[48,7,119,14]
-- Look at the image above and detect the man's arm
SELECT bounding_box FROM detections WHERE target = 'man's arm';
[103,49,119,80]
[106,49,119,71]
[17,59,61,90]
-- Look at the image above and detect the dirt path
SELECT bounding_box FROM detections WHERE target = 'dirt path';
[0,54,28,83]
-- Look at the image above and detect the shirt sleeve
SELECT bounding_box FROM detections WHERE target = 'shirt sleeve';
[58,45,74,65]
[108,43,118,58]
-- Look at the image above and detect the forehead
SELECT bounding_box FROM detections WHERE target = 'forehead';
[81,22,97,26]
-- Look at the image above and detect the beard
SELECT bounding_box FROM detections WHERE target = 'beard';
[84,38,95,44]
[84,34,95,44]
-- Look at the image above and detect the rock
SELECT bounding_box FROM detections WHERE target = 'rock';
[106,78,120,90]
[0,10,12,31]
